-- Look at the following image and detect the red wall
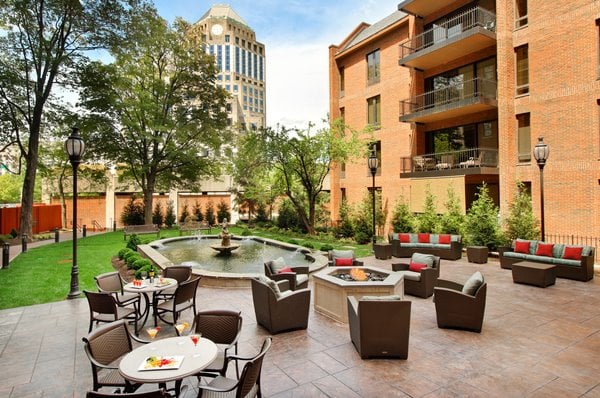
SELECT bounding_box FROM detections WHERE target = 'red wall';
[0,204,62,235]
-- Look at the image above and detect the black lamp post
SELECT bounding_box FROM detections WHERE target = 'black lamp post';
[367,148,379,251]
[65,127,85,299]
[533,136,549,242]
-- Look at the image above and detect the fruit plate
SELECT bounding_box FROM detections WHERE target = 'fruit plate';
[139,355,184,371]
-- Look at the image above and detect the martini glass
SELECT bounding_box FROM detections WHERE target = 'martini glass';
[147,327,160,350]
[190,333,201,346]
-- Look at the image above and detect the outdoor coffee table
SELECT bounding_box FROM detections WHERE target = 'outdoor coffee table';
[119,336,217,397]
[124,278,178,331]
[511,261,556,287]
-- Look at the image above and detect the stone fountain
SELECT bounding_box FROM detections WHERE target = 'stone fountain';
[210,219,240,254]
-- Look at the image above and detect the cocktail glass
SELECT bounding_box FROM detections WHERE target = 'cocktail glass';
[147,327,160,340]
[175,321,189,335]
[190,333,201,346]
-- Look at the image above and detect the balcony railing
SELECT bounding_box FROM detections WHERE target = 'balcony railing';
[399,77,497,117]
[400,147,498,174]
[400,6,496,59]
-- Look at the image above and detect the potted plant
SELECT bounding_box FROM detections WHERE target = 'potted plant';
[463,183,502,263]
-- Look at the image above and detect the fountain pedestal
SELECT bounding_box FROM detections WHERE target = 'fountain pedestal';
[210,244,240,254]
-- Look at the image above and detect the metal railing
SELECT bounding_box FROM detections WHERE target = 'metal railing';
[399,77,497,117]
[545,233,599,264]
[400,6,496,59]
[400,147,498,173]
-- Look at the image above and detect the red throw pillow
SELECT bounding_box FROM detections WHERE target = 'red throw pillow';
[335,257,353,266]
[409,262,427,272]
[563,246,583,260]
[438,234,451,244]
[277,267,294,274]
[535,243,554,257]
[514,240,530,254]
[418,233,430,243]
[399,233,411,243]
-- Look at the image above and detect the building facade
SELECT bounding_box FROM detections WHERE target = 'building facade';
[191,4,266,130]
[329,0,600,241]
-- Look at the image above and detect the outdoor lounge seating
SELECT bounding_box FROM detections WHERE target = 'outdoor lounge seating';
[179,220,211,235]
[499,239,595,281]
[264,258,309,290]
[388,232,462,260]
[251,276,310,334]
[328,249,364,266]
[434,271,487,333]
[123,224,160,240]
[347,295,411,359]
[392,253,441,298]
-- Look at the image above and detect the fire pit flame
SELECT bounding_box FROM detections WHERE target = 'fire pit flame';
[350,268,367,281]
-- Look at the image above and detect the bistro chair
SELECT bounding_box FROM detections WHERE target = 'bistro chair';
[153,265,193,302]
[94,271,141,313]
[153,275,200,326]
[84,290,138,333]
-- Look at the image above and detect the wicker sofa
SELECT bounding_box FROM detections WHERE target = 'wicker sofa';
[388,232,462,260]
[499,239,595,282]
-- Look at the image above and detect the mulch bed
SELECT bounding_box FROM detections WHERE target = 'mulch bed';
[111,257,136,282]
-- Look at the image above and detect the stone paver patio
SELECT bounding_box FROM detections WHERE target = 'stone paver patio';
[1,256,600,397]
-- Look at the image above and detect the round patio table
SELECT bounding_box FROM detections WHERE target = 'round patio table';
[123,278,178,332]
[119,336,217,396]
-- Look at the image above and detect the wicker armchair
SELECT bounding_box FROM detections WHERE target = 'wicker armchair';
[84,290,138,333]
[392,253,441,298]
[347,296,411,359]
[434,272,487,333]
[153,276,200,326]
[94,271,141,310]
[251,277,310,334]
[328,249,364,267]
[264,260,309,290]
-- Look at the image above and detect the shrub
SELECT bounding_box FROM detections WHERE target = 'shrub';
[216,200,231,224]
[240,228,252,236]
[390,198,414,233]
[192,201,203,221]
[9,228,18,238]
[335,199,354,238]
[126,234,141,251]
[135,263,158,279]
[276,199,304,232]
[255,203,269,223]
[179,203,190,223]
[131,258,151,271]
[440,185,464,235]
[302,242,314,249]
[205,201,216,226]
[164,200,176,228]
[320,243,334,251]
[463,183,503,249]
[352,192,375,244]
[504,181,540,241]
[417,185,440,233]
[152,202,164,227]
[287,239,299,245]
[125,253,142,268]
[121,195,145,226]
[118,248,133,259]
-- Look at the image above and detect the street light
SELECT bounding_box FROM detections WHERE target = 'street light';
[533,136,549,242]
[65,127,85,299]
[367,148,379,251]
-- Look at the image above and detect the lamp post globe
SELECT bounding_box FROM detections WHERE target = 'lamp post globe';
[65,127,85,299]
[368,149,379,251]
[533,136,549,242]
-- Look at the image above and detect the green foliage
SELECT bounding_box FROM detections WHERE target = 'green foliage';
[276,199,305,232]
[302,242,314,249]
[126,234,141,251]
[255,203,269,223]
[352,193,375,245]
[10,229,18,238]
[125,252,142,268]
[131,258,151,271]
[335,199,354,238]
[320,243,334,251]
[504,181,540,241]
[118,248,134,260]
[179,204,190,223]
[165,201,176,228]
[0,174,23,203]
[287,239,299,245]
[390,198,414,233]
[417,186,440,233]
[152,202,164,227]
[135,263,158,279]
[463,183,502,248]
[192,201,203,222]
[204,201,216,226]
[216,200,231,224]
[440,185,465,235]
[121,196,145,226]
[240,228,252,236]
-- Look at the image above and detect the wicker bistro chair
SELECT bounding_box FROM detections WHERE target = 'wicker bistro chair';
[434,271,487,333]
[347,296,412,359]
[263,259,309,291]
[153,275,200,326]
[251,276,310,334]
[392,253,441,298]
[94,271,141,309]
[82,320,148,393]
[85,290,138,333]
[197,337,272,398]
[328,249,364,267]
[153,265,193,302]
[86,389,168,398]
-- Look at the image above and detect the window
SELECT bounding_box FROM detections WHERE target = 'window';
[597,20,600,79]
[515,45,529,95]
[515,0,528,29]
[517,113,531,162]
[339,67,345,97]
[340,162,346,179]
[367,96,381,128]
[367,50,380,85]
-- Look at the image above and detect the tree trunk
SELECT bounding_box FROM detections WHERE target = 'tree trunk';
[59,171,67,228]
[143,174,155,224]
[19,119,41,239]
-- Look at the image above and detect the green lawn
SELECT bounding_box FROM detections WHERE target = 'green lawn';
[0,227,369,310]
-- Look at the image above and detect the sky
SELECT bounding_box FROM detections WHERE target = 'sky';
[153,0,402,129]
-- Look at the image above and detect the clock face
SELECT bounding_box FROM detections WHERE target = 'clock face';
[211,24,223,36]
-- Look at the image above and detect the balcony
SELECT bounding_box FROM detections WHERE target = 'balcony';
[399,77,497,123]
[399,7,496,70]
[398,0,456,18]
[399,147,499,177]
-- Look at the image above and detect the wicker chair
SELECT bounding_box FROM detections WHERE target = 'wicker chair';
[153,275,200,326]
[347,296,412,359]
[84,290,138,333]
[94,271,140,310]
[391,253,441,298]
[264,260,309,291]
[153,265,193,301]
[197,337,272,398]
[251,277,310,334]
[434,271,487,333]
[328,249,364,266]
[82,320,147,393]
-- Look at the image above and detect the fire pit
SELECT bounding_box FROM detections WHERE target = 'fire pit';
[313,266,404,323]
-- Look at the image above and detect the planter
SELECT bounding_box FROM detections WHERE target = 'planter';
[467,246,488,264]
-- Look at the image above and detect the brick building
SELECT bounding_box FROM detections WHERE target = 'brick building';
[329,0,600,242]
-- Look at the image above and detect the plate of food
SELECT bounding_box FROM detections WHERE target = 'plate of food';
[139,355,184,371]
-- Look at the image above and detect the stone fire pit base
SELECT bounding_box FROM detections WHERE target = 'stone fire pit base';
[313,266,404,323]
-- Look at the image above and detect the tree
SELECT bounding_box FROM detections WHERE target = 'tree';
[233,119,364,234]
[164,200,176,228]
[121,195,144,226]
[504,181,539,241]
[463,183,502,248]
[390,197,414,233]
[440,185,464,235]
[152,202,164,227]
[78,6,230,224]
[192,201,203,222]
[0,174,23,204]
[179,203,190,223]
[417,185,440,233]
[335,198,354,238]
[216,200,231,224]
[0,0,136,238]
[204,201,216,226]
